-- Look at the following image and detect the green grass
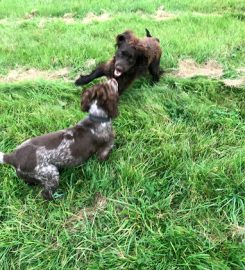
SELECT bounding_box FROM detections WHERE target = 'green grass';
[0,0,245,18]
[0,1,245,269]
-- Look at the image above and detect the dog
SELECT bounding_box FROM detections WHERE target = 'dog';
[75,29,162,94]
[0,79,119,200]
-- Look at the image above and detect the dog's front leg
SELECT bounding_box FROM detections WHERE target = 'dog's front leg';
[97,141,114,161]
[37,165,60,200]
[75,60,112,86]
[75,67,104,86]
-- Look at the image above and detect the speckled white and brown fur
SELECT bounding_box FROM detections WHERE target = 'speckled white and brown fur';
[0,79,119,200]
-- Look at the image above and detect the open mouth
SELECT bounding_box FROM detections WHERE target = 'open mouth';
[114,68,123,77]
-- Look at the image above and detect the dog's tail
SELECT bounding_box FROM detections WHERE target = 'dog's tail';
[145,28,152,37]
[145,28,160,42]
[0,152,5,164]
[0,151,16,167]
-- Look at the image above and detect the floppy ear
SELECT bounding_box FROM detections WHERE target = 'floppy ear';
[116,33,126,47]
[80,87,95,112]
[116,30,134,47]
[104,90,119,118]
[104,97,118,118]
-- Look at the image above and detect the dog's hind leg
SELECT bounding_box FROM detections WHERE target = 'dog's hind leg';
[149,58,161,83]
[97,140,114,161]
[16,170,39,186]
[35,165,60,200]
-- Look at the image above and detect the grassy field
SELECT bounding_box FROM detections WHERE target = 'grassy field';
[0,0,244,269]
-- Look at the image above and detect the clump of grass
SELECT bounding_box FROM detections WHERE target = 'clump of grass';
[0,1,244,269]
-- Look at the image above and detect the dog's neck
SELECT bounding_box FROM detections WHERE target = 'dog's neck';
[87,100,113,140]
[88,101,111,123]
[77,100,113,140]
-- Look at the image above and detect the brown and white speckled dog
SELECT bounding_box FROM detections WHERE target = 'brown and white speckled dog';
[0,79,119,200]
[75,29,162,94]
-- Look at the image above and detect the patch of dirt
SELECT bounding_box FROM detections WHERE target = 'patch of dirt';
[75,59,96,81]
[0,68,70,83]
[192,12,222,17]
[83,58,96,70]
[230,225,245,241]
[62,13,76,24]
[171,59,245,88]
[173,59,223,78]
[65,193,107,231]
[82,12,111,24]
[63,12,75,19]
[24,9,38,20]
[38,15,76,27]
[223,78,245,88]
[0,19,8,24]
[153,6,177,21]
[231,225,245,236]
[38,18,48,28]
[1,13,111,27]
[237,67,245,73]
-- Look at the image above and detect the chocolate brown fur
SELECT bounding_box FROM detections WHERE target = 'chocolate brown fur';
[0,79,119,200]
[81,82,118,118]
[75,29,162,94]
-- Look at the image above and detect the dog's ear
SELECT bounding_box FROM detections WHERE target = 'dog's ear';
[116,30,134,47]
[80,87,95,112]
[96,83,119,118]
[116,33,126,47]
[105,95,119,118]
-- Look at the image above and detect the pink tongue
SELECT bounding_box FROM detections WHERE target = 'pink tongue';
[114,69,122,77]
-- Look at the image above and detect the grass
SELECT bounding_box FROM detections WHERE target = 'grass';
[0,0,245,18]
[0,1,245,269]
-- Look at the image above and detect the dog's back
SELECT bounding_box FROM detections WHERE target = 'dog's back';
[137,34,162,64]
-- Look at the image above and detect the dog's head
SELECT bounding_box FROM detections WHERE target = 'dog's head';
[114,30,148,77]
[81,79,119,118]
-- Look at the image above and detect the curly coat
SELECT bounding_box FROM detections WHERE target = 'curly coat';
[75,29,162,94]
[81,80,119,118]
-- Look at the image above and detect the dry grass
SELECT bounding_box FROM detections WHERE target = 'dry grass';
[0,68,70,82]
[173,59,223,78]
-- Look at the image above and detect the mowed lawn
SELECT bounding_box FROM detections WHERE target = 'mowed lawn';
[0,1,244,269]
